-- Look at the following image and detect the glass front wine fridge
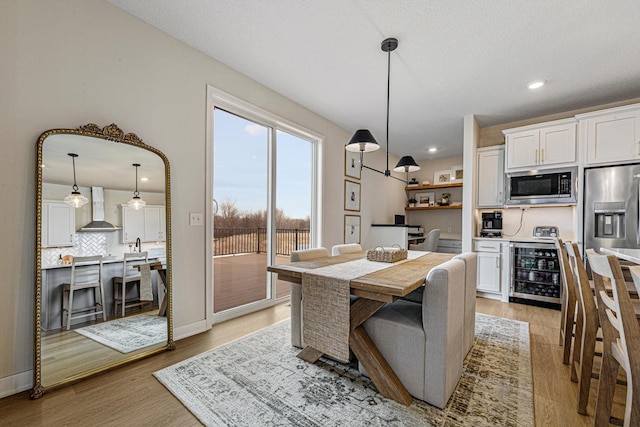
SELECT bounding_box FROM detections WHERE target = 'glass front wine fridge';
[509,241,562,309]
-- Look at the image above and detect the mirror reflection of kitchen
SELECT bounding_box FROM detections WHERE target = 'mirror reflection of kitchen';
[40,133,167,388]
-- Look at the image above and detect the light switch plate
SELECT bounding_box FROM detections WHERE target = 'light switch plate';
[189,212,203,226]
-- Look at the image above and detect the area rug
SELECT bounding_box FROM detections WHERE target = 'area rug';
[75,312,167,353]
[154,313,533,426]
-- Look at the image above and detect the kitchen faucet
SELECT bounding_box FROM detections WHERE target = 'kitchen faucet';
[135,237,141,253]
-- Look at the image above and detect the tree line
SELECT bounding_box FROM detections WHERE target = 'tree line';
[214,199,310,230]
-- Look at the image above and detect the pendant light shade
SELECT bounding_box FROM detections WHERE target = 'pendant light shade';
[127,163,146,210]
[393,156,420,173]
[346,129,380,153]
[344,37,419,183]
[64,153,88,208]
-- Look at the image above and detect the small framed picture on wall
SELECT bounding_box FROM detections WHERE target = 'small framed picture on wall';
[344,215,361,244]
[434,169,451,184]
[344,179,361,211]
[345,151,361,179]
[451,165,463,182]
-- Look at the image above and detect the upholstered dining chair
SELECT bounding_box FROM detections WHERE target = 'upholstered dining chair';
[556,239,577,366]
[565,242,601,414]
[61,255,106,330]
[587,250,640,427]
[409,229,440,252]
[331,243,362,256]
[113,251,150,317]
[289,247,330,348]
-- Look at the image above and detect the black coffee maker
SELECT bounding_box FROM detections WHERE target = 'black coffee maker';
[480,211,502,237]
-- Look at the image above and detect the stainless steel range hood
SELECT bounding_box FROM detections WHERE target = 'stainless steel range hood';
[78,187,121,232]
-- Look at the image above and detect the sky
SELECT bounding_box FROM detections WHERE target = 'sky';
[213,109,312,219]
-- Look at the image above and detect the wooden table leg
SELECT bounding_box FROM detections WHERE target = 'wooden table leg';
[297,346,324,363]
[349,298,413,406]
[156,269,167,316]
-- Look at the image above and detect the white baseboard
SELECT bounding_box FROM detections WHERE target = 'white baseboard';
[0,370,32,399]
[174,319,209,341]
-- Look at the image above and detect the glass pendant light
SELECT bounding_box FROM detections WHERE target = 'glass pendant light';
[64,153,88,208]
[127,163,146,210]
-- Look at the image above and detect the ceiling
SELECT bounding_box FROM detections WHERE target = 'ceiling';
[42,134,166,193]
[108,0,640,161]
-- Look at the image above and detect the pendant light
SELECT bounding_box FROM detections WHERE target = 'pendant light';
[345,37,420,183]
[127,163,146,210]
[63,153,88,208]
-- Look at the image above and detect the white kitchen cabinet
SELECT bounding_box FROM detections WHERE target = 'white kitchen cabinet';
[503,118,576,171]
[577,103,640,165]
[122,205,166,243]
[143,206,166,242]
[42,201,75,247]
[121,205,144,243]
[476,146,504,207]
[474,240,502,294]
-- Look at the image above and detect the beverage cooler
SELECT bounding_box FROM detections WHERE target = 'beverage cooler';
[509,241,562,308]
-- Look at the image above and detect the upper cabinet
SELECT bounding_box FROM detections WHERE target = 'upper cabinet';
[144,205,166,242]
[42,200,75,247]
[121,204,166,243]
[503,118,576,172]
[477,146,504,207]
[577,104,640,166]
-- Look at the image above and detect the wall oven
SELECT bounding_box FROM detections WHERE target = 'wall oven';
[505,166,577,205]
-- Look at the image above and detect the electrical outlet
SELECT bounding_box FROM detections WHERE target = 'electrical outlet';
[447,227,452,233]
[189,212,203,226]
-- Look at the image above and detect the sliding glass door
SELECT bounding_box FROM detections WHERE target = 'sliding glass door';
[211,105,318,319]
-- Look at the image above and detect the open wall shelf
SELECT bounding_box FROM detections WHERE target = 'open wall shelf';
[406,205,462,211]
[405,182,463,191]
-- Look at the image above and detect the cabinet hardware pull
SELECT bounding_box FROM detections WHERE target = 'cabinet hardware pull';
[541,149,545,162]
[535,149,539,163]
[495,257,500,268]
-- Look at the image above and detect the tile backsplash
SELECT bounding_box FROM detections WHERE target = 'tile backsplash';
[41,231,165,265]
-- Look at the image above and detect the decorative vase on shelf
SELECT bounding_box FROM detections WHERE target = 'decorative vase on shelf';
[440,193,450,206]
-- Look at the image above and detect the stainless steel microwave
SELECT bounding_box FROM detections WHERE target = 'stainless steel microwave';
[505,167,577,205]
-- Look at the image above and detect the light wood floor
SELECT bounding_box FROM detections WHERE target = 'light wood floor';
[0,298,627,426]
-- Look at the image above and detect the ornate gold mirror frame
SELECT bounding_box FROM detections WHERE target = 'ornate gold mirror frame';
[31,123,174,398]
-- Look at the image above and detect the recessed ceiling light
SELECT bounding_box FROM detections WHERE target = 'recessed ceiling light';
[528,80,546,90]
[428,147,437,153]
[140,177,149,182]
[40,164,46,168]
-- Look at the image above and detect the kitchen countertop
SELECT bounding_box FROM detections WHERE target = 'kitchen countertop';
[42,255,159,270]
[601,247,640,264]
[474,236,558,244]
[440,233,462,240]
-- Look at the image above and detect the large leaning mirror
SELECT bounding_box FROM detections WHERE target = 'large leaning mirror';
[31,123,173,398]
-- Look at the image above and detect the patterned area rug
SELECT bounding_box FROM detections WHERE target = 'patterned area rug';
[154,313,533,426]
[75,312,167,353]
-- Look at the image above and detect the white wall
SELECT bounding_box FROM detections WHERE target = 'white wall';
[0,0,404,390]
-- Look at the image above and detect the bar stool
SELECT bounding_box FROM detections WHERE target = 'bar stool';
[61,255,106,330]
[113,252,150,317]
[556,238,577,365]
[565,243,601,414]
[587,249,640,427]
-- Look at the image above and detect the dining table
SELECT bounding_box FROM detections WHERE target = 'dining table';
[268,250,455,406]
[133,261,168,316]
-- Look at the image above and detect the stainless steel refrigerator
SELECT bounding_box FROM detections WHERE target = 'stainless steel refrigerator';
[584,163,640,253]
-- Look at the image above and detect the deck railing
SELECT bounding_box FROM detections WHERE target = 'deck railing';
[214,228,310,256]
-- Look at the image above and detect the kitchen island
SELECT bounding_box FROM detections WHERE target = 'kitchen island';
[41,256,162,330]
